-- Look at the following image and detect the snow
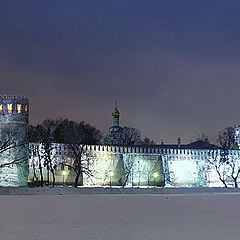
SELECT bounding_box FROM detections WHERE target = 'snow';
[0,187,240,240]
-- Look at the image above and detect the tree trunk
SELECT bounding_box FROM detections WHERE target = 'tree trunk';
[50,166,55,187]
[33,163,38,181]
[47,165,50,185]
[216,169,228,188]
[39,165,44,187]
[233,177,238,188]
[122,172,130,188]
[74,172,81,188]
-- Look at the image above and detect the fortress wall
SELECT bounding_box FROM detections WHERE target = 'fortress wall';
[29,144,240,187]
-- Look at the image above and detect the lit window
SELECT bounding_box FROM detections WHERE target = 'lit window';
[7,104,12,113]
[17,104,22,113]
[236,130,239,136]
[25,105,28,113]
[0,104,2,113]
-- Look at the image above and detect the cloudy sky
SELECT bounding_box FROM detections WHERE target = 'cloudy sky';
[0,0,240,143]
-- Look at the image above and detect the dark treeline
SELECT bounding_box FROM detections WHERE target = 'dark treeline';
[28,119,102,145]
[28,118,156,188]
[28,119,155,146]
[123,126,155,146]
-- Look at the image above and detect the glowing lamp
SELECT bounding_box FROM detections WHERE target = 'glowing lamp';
[153,172,159,178]
[62,170,67,176]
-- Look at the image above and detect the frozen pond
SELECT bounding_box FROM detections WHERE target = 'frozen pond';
[0,189,240,240]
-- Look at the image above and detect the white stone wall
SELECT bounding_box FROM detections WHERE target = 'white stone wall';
[28,143,240,188]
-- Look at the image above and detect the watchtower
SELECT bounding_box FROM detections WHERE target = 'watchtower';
[0,96,29,186]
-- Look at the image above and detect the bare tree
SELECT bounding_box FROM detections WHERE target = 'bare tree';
[123,127,142,145]
[226,152,240,188]
[36,148,44,187]
[141,137,156,146]
[122,155,133,187]
[207,150,229,188]
[217,127,235,149]
[215,127,240,187]
[0,128,28,169]
[59,120,102,188]
[28,119,62,186]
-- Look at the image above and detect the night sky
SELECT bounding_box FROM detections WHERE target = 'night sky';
[1,1,240,144]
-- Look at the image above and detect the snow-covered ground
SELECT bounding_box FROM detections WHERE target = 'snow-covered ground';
[0,187,240,240]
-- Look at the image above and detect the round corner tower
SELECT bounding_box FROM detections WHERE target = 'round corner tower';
[0,96,29,186]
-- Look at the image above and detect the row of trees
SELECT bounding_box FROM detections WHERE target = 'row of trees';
[29,119,101,187]
[28,119,156,187]
[123,127,155,146]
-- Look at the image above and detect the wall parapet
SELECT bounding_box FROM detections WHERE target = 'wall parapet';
[29,143,240,157]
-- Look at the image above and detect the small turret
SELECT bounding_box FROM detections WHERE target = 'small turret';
[177,136,181,148]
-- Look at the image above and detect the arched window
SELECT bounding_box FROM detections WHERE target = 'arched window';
[7,103,12,113]
[17,104,22,114]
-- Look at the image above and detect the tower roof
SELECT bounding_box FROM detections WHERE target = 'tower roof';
[112,107,120,118]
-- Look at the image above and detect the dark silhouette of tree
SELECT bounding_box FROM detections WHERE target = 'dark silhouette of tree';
[0,129,28,168]
[141,137,156,146]
[123,127,155,146]
[123,127,142,145]
[217,127,235,149]
[57,119,102,187]
[28,119,62,186]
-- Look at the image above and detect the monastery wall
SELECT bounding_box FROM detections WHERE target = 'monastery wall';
[29,143,240,187]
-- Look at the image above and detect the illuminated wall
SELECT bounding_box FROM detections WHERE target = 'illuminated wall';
[28,143,240,187]
[29,145,165,187]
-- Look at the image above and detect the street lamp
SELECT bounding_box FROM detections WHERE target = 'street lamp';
[153,171,159,187]
[109,170,114,188]
[62,170,67,186]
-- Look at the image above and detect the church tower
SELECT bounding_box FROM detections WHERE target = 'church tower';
[102,103,126,146]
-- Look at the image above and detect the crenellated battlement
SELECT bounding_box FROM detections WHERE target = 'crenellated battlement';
[29,143,239,157]
[0,95,29,116]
